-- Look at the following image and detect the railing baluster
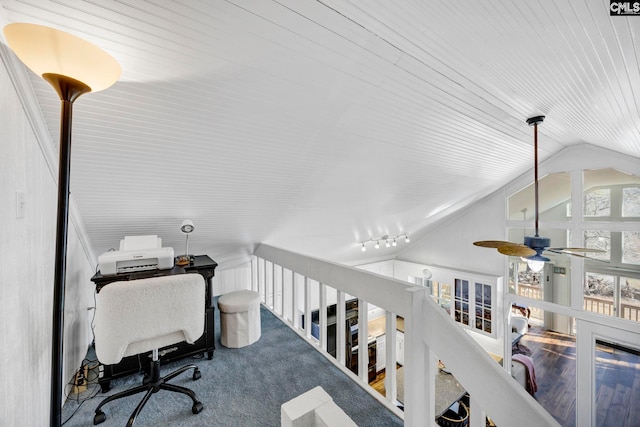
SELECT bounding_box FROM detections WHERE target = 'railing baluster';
[271,261,275,309]
[320,283,327,352]
[385,311,397,402]
[250,256,255,292]
[281,265,285,317]
[304,276,312,340]
[261,258,266,304]
[357,297,368,382]
[337,290,346,366]
[292,270,298,328]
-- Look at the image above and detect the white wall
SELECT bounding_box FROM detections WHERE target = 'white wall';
[0,48,96,425]
[212,262,252,296]
[397,190,507,276]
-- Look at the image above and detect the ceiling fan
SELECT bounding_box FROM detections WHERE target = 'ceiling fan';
[473,115,603,272]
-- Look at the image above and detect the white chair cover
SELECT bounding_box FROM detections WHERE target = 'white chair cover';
[94,273,205,365]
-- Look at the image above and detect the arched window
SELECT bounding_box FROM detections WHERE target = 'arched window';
[507,168,640,324]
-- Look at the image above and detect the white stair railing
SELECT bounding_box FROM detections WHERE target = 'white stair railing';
[253,244,559,427]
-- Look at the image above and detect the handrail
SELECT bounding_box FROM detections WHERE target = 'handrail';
[423,290,559,427]
[253,244,560,426]
[254,244,418,316]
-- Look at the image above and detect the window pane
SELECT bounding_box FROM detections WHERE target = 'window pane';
[474,282,493,334]
[622,187,640,217]
[595,340,640,426]
[454,279,469,326]
[584,168,640,221]
[484,284,491,304]
[507,172,571,222]
[584,188,611,217]
[584,230,611,261]
[622,231,640,265]
[620,277,640,322]
[584,272,615,317]
[441,283,451,306]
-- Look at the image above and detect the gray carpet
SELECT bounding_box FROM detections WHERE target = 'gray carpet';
[61,303,403,426]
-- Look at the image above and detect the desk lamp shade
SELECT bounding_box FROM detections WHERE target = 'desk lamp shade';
[181,219,195,234]
[3,23,121,93]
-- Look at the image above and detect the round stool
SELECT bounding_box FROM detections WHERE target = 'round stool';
[217,290,261,348]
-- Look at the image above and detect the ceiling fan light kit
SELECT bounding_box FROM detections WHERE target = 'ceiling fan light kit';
[473,115,603,273]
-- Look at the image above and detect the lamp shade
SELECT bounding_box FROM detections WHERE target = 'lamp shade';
[181,220,195,234]
[3,23,120,92]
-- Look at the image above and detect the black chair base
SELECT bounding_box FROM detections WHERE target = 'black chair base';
[93,357,203,427]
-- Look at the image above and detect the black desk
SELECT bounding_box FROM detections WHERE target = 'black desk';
[90,255,217,392]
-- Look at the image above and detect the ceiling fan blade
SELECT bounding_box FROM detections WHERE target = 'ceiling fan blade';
[498,245,536,257]
[548,247,605,253]
[473,240,520,248]
[546,249,609,262]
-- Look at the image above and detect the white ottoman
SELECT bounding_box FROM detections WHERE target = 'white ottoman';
[218,290,261,348]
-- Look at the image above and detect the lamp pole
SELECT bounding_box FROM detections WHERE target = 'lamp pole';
[46,73,91,427]
[3,22,120,427]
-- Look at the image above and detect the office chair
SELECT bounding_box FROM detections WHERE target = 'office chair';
[92,273,206,426]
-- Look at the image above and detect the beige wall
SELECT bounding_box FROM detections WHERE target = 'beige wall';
[0,50,96,425]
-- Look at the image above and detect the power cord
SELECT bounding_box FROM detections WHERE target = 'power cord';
[61,358,101,425]
[90,291,97,345]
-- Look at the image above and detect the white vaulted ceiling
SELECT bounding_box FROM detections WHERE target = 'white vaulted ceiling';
[1,0,639,268]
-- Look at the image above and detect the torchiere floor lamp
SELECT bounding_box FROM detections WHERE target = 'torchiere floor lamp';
[3,23,120,427]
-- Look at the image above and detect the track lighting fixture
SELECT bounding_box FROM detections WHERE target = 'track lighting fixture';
[358,233,410,250]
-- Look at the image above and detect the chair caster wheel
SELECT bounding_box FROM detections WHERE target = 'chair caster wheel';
[193,369,201,380]
[93,410,106,425]
[192,401,204,414]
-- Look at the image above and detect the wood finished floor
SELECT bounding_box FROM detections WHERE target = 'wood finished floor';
[369,327,639,427]
[520,327,578,427]
[521,326,640,427]
[370,368,388,396]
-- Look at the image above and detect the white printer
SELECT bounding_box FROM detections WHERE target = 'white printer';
[97,235,175,276]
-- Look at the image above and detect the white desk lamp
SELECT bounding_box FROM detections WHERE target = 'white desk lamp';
[177,220,195,266]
